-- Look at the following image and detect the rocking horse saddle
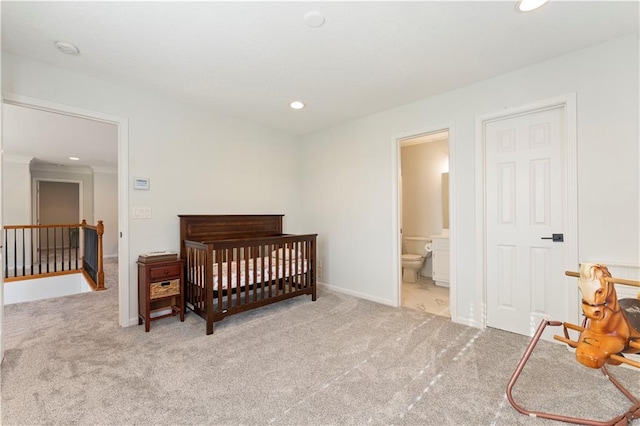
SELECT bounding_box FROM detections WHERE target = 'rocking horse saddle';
[619,298,640,336]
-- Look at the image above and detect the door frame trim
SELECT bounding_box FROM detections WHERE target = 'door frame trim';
[2,92,130,328]
[391,122,457,323]
[474,93,579,329]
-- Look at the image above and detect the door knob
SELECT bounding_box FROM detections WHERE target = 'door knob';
[541,233,564,242]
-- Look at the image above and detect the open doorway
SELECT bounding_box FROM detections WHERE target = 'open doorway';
[35,180,82,260]
[1,93,129,335]
[398,131,451,318]
[36,180,81,226]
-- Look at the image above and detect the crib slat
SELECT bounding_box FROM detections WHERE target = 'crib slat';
[252,246,257,303]
[217,249,226,312]
[196,247,202,310]
[285,242,290,294]
[228,248,233,308]
[259,245,265,300]
[190,247,195,309]
[186,247,195,309]
[305,241,308,288]
[195,249,200,309]
[285,242,289,293]
[199,248,205,310]
[244,246,250,305]
[285,243,296,293]
[275,243,280,297]
[308,240,312,288]
[268,244,273,298]
[299,241,304,290]
[293,241,298,291]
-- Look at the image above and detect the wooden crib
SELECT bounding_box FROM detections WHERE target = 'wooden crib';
[179,215,317,335]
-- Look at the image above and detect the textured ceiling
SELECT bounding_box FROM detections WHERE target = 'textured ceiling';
[1,1,639,166]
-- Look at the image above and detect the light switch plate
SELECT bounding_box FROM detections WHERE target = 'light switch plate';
[133,207,152,219]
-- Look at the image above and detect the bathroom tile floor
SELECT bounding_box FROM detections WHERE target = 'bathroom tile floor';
[401,276,450,318]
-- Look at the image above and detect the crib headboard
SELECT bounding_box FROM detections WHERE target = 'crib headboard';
[179,214,284,258]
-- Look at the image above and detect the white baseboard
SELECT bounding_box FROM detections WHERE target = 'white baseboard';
[317,282,396,307]
[450,315,483,330]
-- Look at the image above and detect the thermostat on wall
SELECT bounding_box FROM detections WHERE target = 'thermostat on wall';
[134,177,150,190]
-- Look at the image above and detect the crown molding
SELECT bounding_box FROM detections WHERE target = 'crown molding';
[30,162,93,175]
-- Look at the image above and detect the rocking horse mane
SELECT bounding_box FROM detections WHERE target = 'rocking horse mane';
[579,262,611,280]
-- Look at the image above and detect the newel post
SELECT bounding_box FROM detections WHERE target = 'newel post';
[97,220,104,290]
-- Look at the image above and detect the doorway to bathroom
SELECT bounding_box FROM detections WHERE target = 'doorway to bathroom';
[398,130,451,318]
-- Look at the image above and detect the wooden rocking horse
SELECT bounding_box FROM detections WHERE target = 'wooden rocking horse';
[507,263,640,426]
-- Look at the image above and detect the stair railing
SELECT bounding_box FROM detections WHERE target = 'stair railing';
[3,220,105,290]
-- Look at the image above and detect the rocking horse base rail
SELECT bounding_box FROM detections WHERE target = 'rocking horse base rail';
[507,319,640,426]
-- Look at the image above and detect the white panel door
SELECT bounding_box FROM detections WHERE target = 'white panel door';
[485,106,567,339]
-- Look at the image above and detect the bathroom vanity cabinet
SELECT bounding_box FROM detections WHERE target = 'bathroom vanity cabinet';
[431,235,450,287]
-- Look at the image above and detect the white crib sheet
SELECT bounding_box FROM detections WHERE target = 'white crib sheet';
[211,257,308,291]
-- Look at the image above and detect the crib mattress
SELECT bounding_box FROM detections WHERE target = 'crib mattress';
[195,257,308,291]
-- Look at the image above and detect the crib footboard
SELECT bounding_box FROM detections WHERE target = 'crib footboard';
[183,240,212,326]
[184,234,317,335]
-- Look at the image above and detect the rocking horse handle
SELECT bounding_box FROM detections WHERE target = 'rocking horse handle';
[565,270,640,288]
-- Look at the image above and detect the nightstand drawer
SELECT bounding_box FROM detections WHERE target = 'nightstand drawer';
[149,264,181,280]
[150,279,180,299]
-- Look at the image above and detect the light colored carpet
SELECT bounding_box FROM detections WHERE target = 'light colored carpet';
[1,258,639,425]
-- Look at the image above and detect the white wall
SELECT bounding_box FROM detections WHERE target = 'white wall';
[93,169,118,257]
[4,273,91,305]
[401,139,449,238]
[2,155,31,226]
[299,34,639,326]
[2,155,32,268]
[2,52,302,324]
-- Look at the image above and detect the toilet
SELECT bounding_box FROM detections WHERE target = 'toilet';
[402,236,432,283]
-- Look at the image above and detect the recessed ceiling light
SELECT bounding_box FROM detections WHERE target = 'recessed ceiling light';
[55,41,80,55]
[515,0,549,12]
[304,11,325,28]
[290,101,305,110]
[69,157,80,161]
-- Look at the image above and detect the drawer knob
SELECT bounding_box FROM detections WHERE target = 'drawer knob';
[164,270,169,274]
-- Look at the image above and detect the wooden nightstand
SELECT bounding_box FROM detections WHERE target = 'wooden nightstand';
[137,258,185,332]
